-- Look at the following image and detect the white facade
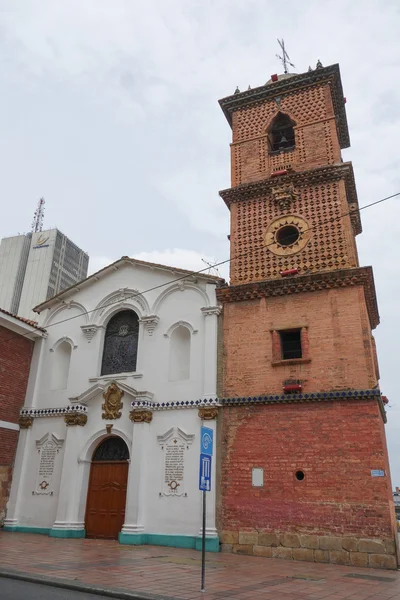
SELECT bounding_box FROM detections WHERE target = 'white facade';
[5,258,221,550]
[0,229,89,319]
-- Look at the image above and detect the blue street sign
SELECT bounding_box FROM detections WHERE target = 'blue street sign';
[200,426,213,457]
[199,453,212,491]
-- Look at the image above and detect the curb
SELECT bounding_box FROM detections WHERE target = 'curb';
[0,568,177,600]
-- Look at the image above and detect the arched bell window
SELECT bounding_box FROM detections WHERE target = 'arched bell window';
[101,310,139,376]
[268,112,296,152]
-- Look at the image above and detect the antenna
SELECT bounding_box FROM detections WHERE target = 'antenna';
[31,197,45,233]
[276,39,295,74]
[201,258,221,278]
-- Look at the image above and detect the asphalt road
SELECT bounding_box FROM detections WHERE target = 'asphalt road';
[0,578,120,600]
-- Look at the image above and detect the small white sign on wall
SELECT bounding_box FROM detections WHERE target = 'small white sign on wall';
[252,467,264,487]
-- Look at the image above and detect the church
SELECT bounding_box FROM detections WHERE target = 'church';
[4,257,221,550]
[4,60,399,569]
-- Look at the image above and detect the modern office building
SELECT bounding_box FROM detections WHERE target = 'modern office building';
[0,229,89,319]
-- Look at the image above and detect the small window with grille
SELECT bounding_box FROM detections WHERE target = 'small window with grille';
[279,329,302,360]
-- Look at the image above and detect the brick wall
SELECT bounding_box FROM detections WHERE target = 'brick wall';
[217,398,397,567]
[230,83,341,186]
[218,399,392,537]
[0,324,34,523]
[220,286,377,396]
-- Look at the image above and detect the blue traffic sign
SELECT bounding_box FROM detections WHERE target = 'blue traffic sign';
[199,453,212,491]
[200,426,213,456]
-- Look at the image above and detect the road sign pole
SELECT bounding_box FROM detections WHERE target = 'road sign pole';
[201,489,206,592]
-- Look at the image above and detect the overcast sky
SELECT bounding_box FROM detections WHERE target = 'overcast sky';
[1,1,400,485]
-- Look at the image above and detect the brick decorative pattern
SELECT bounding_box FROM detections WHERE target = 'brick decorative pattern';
[219,64,349,148]
[217,64,397,570]
[0,325,34,523]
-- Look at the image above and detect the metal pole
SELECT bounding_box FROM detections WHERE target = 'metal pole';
[201,489,206,592]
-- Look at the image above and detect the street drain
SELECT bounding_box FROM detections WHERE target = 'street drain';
[345,573,396,583]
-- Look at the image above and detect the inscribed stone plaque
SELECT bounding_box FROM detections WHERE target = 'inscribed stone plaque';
[34,433,64,495]
[157,427,195,497]
[163,439,185,496]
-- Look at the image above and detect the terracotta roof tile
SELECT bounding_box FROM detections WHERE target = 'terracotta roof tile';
[0,307,46,332]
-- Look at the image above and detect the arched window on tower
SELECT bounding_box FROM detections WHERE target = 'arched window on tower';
[51,341,72,390]
[169,325,191,381]
[101,310,139,376]
[268,112,296,153]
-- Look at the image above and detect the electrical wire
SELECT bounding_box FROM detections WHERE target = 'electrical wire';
[1,190,399,347]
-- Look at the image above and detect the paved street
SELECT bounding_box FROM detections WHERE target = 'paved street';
[1,578,118,600]
[1,532,400,600]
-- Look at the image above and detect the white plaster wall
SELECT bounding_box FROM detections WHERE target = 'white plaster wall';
[8,418,65,529]
[8,261,220,539]
[32,262,218,408]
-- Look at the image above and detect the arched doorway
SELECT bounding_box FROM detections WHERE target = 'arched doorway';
[85,436,129,540]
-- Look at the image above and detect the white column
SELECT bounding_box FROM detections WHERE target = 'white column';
[201,306,221,399]
[120,415,151,540]
[3,422,33,528]
[50,422,85,536]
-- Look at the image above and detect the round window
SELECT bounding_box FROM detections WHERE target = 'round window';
[276,225,300,247]
[295,470,305,481]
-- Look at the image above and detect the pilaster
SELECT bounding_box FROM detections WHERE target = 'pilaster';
[49,421,86,538]
[201,306,221,399]
[119,417,151,543]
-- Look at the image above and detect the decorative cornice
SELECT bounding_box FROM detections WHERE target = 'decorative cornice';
[219,163,361,236]
[64,413,88,426]
[139,315,160,336]
[129,408,153,423]
[216,266,379,330]
[21,405,88,418]
[220,389,386,423]
[219,63,350,149]
[201,306,222,317]
[81,325,99,343]
[131,397,219,411]
[18,415,34,429]
[198,407,218,420]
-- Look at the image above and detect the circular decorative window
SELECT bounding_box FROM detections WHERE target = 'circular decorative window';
[276,225,300,246]
[264,215,311,256]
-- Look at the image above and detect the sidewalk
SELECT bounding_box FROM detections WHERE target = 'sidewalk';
[0,532,399,600]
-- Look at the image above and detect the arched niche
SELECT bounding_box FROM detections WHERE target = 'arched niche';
[50,340,72,390]
[169,325,191,381]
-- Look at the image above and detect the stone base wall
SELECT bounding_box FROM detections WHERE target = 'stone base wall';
[0,465,12,525]
[220,531,398,570]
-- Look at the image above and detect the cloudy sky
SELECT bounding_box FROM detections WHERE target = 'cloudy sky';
[1,1,400,483]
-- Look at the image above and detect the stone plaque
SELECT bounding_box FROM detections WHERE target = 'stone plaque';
[157,427,195,497]
[34,433,64,495]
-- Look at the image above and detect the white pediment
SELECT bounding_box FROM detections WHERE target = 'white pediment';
[69,380,153,406]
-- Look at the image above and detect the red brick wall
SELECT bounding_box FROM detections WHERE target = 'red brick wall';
[0,324,34,522]
[218,399,394,539]
[229,179,358,285]
[221,286,377,397]
[230,83,341,186]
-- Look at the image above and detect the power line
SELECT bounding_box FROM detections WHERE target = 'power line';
[1,190,399,347]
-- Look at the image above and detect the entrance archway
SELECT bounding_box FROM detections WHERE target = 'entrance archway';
[85,436,129,540]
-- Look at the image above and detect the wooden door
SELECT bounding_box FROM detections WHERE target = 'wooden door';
[85,461,129,539]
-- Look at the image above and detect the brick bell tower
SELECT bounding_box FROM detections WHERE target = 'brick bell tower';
[216,63,398,568]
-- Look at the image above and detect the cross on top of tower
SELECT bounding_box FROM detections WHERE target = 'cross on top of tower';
[275,39,295,74]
